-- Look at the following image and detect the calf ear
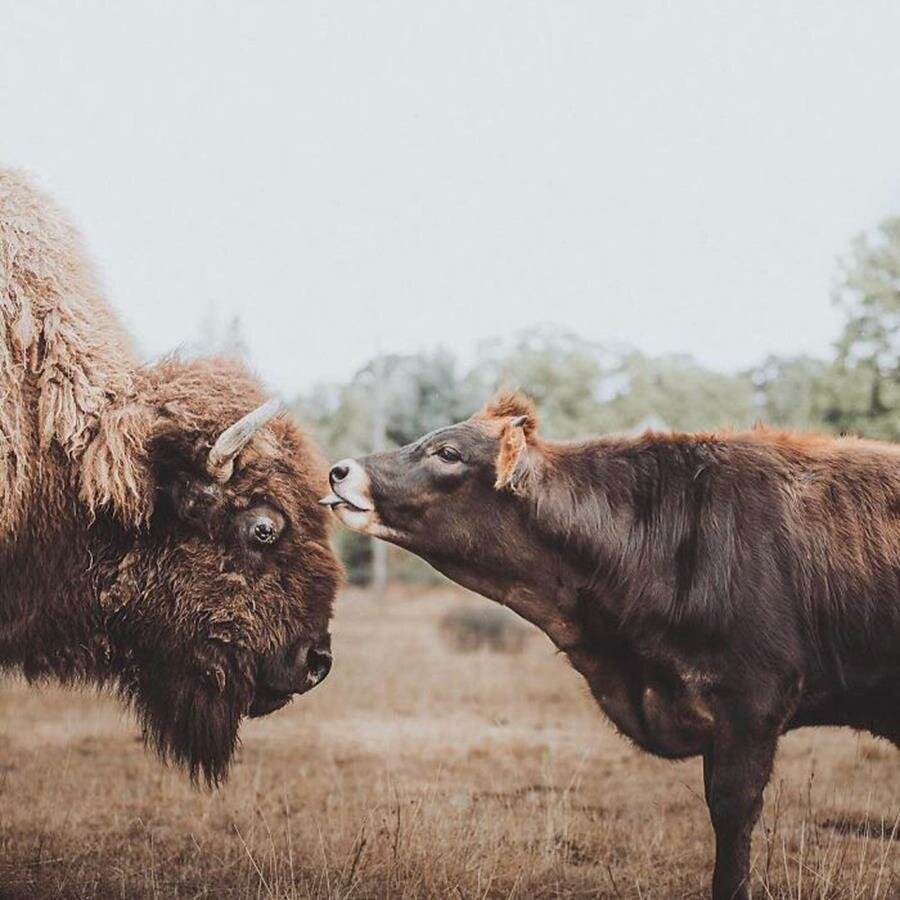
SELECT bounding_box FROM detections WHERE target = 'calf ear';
[495,415,532,493]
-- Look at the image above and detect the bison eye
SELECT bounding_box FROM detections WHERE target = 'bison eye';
[436,446,462,463]
[252,519,279,545]
[239,506,286,549]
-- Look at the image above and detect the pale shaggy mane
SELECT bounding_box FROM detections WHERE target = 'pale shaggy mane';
[0,169,152,535]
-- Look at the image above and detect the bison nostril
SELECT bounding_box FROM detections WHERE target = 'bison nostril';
[306,647,332,684]
[329,464,350,484]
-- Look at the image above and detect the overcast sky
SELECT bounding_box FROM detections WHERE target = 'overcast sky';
[3,2,900,395]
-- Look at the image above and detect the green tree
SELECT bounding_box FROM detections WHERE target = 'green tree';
[474,328,758,438]
[471,327,623,438]
[606,352,758,432]
[293,350,475,585]
[292,231,900,587]
[753,355,835,430]
[828,218,900,438]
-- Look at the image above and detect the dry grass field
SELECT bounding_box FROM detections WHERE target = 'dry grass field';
[1,586,897,899]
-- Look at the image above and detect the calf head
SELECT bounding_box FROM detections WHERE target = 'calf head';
[321,391,552,595]
[87,360,341,784]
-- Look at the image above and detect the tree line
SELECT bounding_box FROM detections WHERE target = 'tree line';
[290,216,899,582]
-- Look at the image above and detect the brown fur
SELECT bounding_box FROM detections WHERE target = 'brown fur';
[493,422,527,491]
[477,390,539,491]
[0,170,341,784]
[477,389,538,436]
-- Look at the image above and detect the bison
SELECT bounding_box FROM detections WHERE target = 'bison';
[0,169,341,784]
[322,391,900,899]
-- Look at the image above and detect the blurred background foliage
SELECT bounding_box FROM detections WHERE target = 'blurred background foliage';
[283,217,899,584]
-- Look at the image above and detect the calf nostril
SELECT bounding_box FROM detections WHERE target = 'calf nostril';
[329,464,350,484]
[306,647,332,684]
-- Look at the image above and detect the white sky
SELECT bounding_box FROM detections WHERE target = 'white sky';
[3,2,900,395]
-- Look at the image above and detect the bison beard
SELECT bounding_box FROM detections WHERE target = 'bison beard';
[0,169,340,785]
[122,650,251,786]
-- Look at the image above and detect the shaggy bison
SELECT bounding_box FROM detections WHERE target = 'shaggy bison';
[0,170,340,784]
[323,391,900,899]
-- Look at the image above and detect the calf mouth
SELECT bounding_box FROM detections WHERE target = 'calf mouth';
[319,491,370,514]
[319,488,377,532]
[320,458,376,528]
[320,459,405,542]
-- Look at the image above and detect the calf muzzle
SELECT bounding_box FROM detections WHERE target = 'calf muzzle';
[320,458,383,534]
[322,458,374,511]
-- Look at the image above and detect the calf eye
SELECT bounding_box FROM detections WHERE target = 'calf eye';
[436,446,462,463]
[252,518,279,545]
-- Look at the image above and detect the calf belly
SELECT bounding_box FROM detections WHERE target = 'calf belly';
[789,672,900,740]
[568,648,714,758]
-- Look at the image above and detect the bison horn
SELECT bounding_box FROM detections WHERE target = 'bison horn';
[207,398,282,483]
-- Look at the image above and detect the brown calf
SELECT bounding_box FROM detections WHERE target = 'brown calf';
[323,391,900,899]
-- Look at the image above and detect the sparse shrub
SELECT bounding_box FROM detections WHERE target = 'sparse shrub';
[439,603,531,654]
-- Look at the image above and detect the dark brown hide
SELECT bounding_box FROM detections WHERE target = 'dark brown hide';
[0,170,341,785]
[325,391,900,899]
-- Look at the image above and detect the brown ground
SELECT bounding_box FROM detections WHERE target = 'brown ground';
[1,586,897,899]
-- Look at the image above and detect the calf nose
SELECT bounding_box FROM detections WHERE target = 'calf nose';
[329,463,350,484]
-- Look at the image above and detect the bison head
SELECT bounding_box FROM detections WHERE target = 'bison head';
[80,359,341,784]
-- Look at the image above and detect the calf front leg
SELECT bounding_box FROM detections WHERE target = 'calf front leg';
[703,729,778,900]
